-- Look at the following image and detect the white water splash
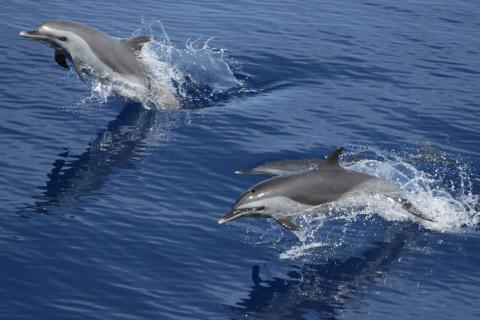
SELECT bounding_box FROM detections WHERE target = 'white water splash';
[279,242,328,260]
[235,147,480,260]
[77,20,242,109]
[340,150,479,232]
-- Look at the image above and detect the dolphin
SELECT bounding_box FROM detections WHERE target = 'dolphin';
[406,141,457,165]
[19,20,179,107]
[219,148,434,231]
[235,154,361,176]
[236,142,456,178]
[235,158,324,176]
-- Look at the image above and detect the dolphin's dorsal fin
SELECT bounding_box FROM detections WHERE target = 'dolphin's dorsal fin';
[123,36,150,55]
[323,147,344,167]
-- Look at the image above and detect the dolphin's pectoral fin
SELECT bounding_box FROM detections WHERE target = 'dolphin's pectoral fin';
[273,215,301,231]
[123,36,151,55]
[72,57,85,82]
[54,51,69,69]
[395,197,436,222]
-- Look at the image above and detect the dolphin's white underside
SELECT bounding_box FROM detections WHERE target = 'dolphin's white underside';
[237,196,315,218]
[236,184,405,220]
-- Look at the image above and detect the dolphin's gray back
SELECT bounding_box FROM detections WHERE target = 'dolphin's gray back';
[257,167,400,206]
[240,158,324,176]
[262,159,323,172]
[46,21,148,76]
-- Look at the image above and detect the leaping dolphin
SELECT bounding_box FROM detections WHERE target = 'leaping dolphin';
[20,20,179,107]
[219,148,434,231]
[236,143,456,177]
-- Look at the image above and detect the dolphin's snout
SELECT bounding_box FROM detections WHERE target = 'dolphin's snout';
[20,30,38,38]
[19,30,50,40]
[235,169,255,175]
[218,211,239,224]
[19,30,33,37]
[218,206,265,225]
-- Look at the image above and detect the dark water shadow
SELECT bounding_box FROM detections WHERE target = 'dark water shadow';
[234,53,410,88]
[225,223,416,320]
[177,71,292,109]
[16,103,166,216]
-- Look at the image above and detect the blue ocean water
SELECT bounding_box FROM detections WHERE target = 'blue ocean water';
[1,0,480,319]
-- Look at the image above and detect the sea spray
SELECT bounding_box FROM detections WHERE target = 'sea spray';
[228,147,479,260]
[74,20,242,109]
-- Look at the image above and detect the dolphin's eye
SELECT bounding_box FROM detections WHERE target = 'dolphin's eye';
[251,189,256,193]
[45,33,67,42]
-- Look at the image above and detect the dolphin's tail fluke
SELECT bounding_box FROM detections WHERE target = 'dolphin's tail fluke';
[396,197,436,222]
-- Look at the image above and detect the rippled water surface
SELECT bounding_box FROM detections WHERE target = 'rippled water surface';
[1,0,480,319]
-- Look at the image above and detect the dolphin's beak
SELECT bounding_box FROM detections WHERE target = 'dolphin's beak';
[218,206,265,224]
[235,169,256,175]
[218,211,240,224]
[19,30,50,40]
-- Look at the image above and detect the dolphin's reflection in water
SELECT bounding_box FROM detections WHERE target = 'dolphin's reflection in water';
[226,224,415,320]
[19,82,250,216]
[21,103,176,215]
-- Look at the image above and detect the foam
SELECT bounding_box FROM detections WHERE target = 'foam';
[77,20,242,109]
[271,148,479,259]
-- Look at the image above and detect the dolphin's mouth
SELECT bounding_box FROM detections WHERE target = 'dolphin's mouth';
[218,206,265,224]
[235,169,257,175]
[19,30,66,42]
[20,30,50,40]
